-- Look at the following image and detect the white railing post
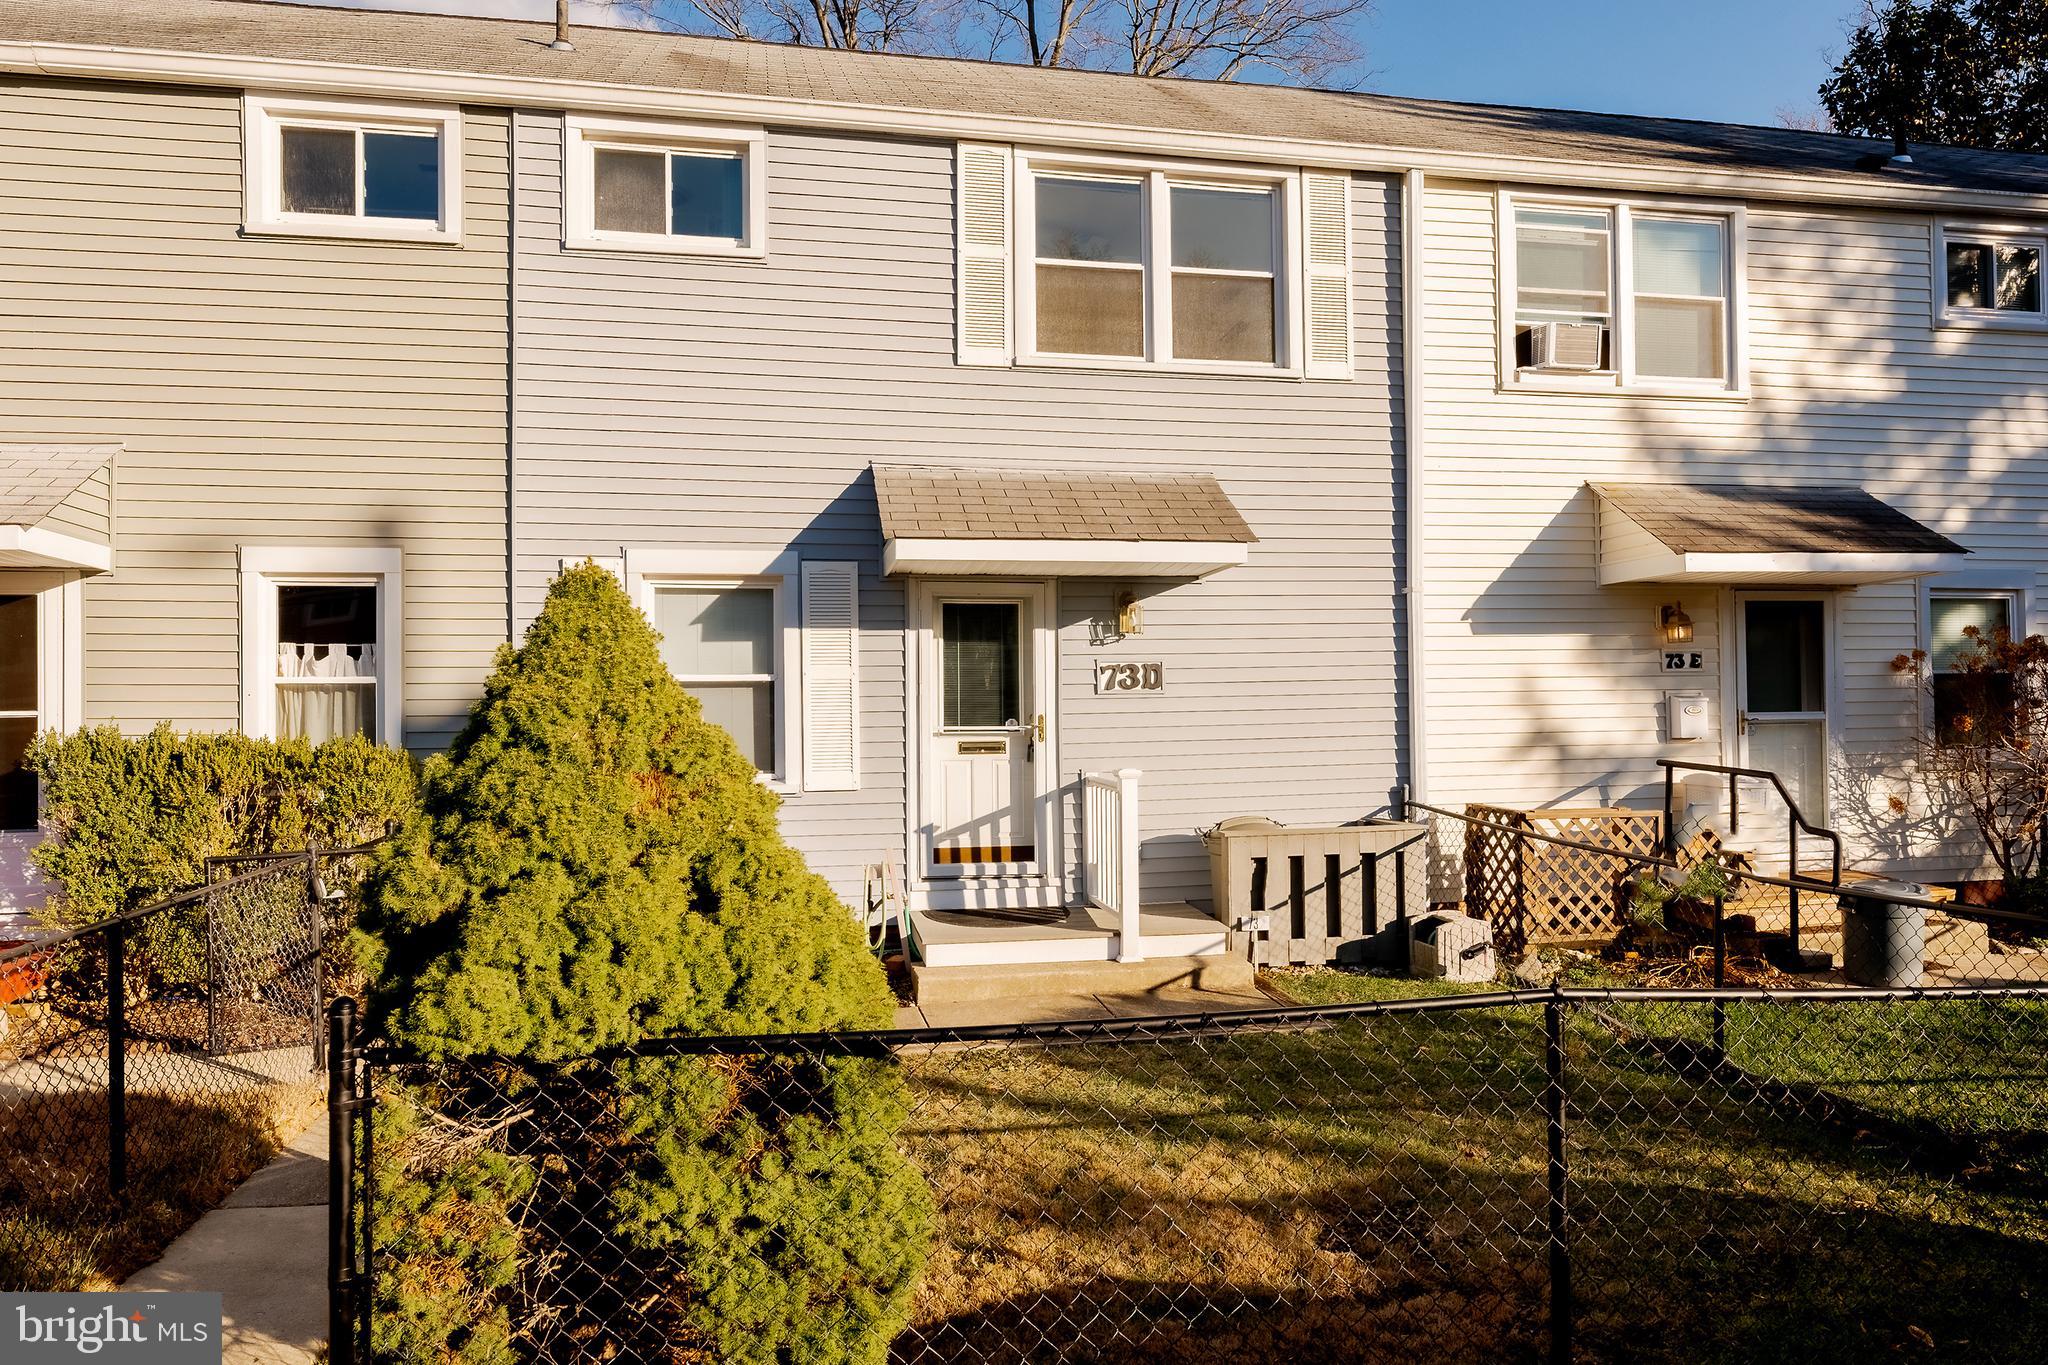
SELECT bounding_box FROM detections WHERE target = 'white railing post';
[1114,768,1142,962]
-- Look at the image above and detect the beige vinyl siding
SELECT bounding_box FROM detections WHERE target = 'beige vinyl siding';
[512,116,1403,905]
[41,464,112,547]
[0,78,510,752]
[1420,179,2048,877]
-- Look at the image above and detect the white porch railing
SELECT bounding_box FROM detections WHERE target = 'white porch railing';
[1080,768,1143,962]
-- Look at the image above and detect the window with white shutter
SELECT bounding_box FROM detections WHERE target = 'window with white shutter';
[1301,170,1353,379]
[801,561,861,792]
[957,143,1014,365]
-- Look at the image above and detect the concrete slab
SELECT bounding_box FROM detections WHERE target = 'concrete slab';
[1094,985,1277,1018]
[912,995,1116,1029]
[123,1114,328,1365]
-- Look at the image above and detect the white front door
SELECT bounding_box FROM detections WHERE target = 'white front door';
[916,582,1057,909]
[1735,593,1831,827]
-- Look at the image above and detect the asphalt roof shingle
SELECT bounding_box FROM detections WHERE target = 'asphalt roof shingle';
[1592,482,1967,556]
[875,465,1256,543]
[14,0,2048,200]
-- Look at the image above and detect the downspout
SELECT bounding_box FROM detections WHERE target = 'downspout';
[1401,168,1429,811]
[507,108,520,644]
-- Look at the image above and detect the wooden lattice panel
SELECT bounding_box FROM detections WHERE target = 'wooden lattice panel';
[1462,804,1661,953]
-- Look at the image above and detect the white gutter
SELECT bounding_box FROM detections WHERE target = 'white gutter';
[9,40,2048,217]
[1400,169,1429,809]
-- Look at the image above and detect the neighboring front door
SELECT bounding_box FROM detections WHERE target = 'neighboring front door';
[1736,594,1831,827]
[917,583,1056,909]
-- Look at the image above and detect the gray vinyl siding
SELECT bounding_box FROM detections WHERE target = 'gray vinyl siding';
[511,114,1404,906]
[0,78,510,752]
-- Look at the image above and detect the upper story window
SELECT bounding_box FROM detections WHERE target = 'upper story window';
[1937,224,2047,330]
[244,94,462,244]
[565,114,767,257]
[1503,193,1745,396]
[1019,156,1299,374]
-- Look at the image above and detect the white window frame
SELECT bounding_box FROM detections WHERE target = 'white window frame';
[1922,577,2031,736]
[564,114,768,258]
[0,574,85,833]
[243,93,462,244]
[1498,190,1748,398]
[625,549,800,790]
[239,547,405,747]
[1933,222,2048,331]
[1014,149,1302,376]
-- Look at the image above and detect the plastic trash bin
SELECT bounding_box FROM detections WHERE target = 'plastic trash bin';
[1839,880,1928,988]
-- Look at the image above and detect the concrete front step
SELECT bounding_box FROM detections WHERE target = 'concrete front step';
[912,953,1256,1006]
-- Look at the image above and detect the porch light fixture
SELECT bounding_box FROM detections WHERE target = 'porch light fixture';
[1660,602,1694,645]
[1117,591,1145,637]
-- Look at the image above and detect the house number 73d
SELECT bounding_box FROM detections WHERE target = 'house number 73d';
[1095,662,1165,694]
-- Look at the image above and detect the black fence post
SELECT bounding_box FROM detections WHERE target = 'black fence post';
[328,997,358,1365]
[106,919,128,1201]
[1711,891,1728,1062]
[204,882,220,1057]
[308,848,326,1072]
[1544,988,1572,1365]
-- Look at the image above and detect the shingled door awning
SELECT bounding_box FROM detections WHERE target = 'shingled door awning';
[0,445,117,573]
[1592,482,1968,586]
[875,464,1256,576]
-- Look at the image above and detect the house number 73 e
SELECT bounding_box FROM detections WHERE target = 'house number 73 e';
[1096,662,1165,694]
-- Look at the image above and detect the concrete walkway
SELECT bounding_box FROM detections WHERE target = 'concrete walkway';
[124,1113,329,1365]
[896,980,1277,1029]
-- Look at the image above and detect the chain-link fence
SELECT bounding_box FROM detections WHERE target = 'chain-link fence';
[331,983,2048,1364]
[0,844,375,1290]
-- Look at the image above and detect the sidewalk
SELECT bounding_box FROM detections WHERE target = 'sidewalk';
[123,1113,329,1365]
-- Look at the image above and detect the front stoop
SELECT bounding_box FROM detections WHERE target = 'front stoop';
[912,953,1256,1006]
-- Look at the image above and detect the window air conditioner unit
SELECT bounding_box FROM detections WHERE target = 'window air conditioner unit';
[1527,321,1605,372]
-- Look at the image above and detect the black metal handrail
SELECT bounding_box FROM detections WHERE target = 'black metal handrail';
[1657,758,1844,885]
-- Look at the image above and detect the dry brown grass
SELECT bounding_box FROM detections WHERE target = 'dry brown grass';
[0,1077,321,1290]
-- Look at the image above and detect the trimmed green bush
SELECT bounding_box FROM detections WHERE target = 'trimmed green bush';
[360,563,928,1364]
[25,725,416,983]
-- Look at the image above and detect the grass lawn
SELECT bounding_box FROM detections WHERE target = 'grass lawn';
[892,967,2048,1364]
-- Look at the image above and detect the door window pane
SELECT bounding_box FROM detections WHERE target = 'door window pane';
[0,716,36,832]
[0,594,34,713]
[279,127,356,216]
[1170,186,1274,272]
[685,681,774,769]
[1998,244,2042,311]
[1035,177,1143,263]
[654,587,774,677]
[1036,264,1144,356]
[1172,273,1276,363]
[942,603,1020,729]
[594,149,667,234]
[363,130,439,220]
[1745,600,1825,714]
[671,152,744,240]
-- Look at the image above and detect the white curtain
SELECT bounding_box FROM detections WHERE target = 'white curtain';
[277,642,376,742]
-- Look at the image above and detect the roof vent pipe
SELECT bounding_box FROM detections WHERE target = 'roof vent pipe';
[1890,126,1913,165]
[551,0,575,52]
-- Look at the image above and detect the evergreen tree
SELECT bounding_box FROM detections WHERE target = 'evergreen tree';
[1822,0,2048,153]
[359,563,928,1364]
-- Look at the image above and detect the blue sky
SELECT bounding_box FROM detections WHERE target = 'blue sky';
[270,0,1866,128]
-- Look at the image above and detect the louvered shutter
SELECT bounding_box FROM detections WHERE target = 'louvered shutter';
[1301,170,1353,379]
[956,143,1013,365]
[801,560,860,792]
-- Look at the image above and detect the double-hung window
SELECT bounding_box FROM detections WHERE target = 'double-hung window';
[1937,225,2047,329]
[1019,157,1296,372]
[627,552,862,792]
[565,115,767,256]
[244,95,461,243]
[1505,194,1744,393]
[241,548,403,747]
[1929,591,2020,743]
[651,582,782,773]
